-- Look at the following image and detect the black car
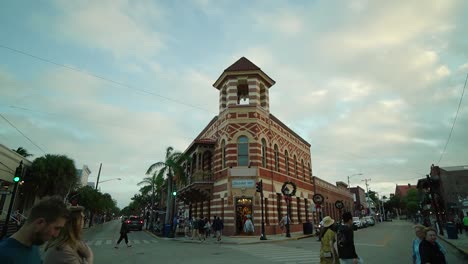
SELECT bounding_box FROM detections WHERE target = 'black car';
[125,215,144,231]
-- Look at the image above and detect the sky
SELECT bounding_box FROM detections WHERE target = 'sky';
[1,0,467,208]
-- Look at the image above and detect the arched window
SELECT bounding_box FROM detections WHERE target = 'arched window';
[301,160,305,180]
[237,136,249,166]
[285,150,289,175]
[274,144,279,171]
[221,140,226,169]
[261,139,267,168]
[308,162,312,182]
[294,155,298,178]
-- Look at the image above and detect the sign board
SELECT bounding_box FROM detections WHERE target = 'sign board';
[232,179,255,189]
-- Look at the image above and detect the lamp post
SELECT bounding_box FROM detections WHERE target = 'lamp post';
[347,173,363,190]
[284,186,291,238]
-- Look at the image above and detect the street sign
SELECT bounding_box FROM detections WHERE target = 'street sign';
[0,191,11,195]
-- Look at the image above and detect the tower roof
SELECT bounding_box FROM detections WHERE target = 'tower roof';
[224,57,261,72]
[213,57,275,89]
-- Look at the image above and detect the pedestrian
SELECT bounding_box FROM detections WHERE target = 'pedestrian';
[0,196,69,264]
[463,212,468,236]
[454,214,463,235]
[212,216,223,242]
[336,212,363,264]
[204,217,211,239]
[198,217,206,241]
[319,216,339,264]
[114,219,132,248]
[412,224,446,264]
[44,206,94,264]
[279,215,292,236]
[419,227,447,264]
[243,215,254,235]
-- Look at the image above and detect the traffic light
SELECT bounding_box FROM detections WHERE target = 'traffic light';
[256,180,263,193]
[13,161,23,183]
[172,191,177,196]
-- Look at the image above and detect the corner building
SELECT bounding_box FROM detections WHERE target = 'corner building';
[176,57,314,236]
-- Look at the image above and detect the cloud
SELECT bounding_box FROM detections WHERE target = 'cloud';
[50,0,166,59]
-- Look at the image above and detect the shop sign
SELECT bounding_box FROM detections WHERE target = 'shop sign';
[232,179,255,189]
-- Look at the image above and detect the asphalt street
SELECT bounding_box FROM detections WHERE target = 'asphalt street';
[84,220,467,264]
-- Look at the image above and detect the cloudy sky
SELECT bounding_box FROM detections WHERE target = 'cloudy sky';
[1,0,467,208]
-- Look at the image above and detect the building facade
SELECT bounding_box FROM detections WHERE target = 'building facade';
[395,184,417,198]
[76,165,92,187]
[312,177,354,223]
[175,57,315,235]
[0,144,32,221]
[350,186,367,216]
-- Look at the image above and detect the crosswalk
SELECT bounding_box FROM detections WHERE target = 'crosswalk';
[225,244,320,264]
[86,239,159,247]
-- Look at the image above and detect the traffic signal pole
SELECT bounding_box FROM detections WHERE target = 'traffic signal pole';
[260,180,267,240]
[1,161,22,239]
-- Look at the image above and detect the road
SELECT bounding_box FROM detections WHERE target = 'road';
[84,220,467,263]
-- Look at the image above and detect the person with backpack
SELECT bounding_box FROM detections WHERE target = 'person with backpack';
[336,212,362,264]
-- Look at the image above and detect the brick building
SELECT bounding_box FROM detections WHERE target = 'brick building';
[350,186,367,216]
[312,177,354,223]
[175,57,315,236]
[394,184,417,198]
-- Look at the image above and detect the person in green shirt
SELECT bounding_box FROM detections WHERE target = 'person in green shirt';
[463,212,468,235]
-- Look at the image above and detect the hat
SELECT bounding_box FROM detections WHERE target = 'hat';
[322,216,335,227]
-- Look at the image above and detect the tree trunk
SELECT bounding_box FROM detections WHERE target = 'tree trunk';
[164,172,173,226]
[150,181,155,230]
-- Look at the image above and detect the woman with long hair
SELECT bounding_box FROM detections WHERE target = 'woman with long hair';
[320,216,339,264]
[44,206,93,264]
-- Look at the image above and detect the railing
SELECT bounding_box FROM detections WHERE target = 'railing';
[190,171,213,183]
[0,210,27,224]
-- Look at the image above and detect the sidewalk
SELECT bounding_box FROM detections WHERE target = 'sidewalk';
[438,230,468,257]
[164,232,314,245]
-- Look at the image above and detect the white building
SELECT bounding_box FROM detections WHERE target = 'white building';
[76,165,92,187]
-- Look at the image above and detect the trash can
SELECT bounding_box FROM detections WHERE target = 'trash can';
[303,222,313,235]
[164,224,172,237]
[446,222,458,239]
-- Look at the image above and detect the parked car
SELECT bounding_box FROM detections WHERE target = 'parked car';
[364,216,375,226]
[352,217,361,229]
[125,215,144,231]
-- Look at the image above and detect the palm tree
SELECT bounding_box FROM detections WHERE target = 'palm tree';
[138,170,164,229]
[13,147,33,158]
[146,147,188,232]
[29,154,78,198]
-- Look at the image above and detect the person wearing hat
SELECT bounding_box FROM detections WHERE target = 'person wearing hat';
[320,216,339,264]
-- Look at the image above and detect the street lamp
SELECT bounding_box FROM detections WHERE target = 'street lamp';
[347,173,363,190]
[284,186,291,238]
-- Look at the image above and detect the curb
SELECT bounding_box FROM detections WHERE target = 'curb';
[169,234,314,245]
[437,235,468,258]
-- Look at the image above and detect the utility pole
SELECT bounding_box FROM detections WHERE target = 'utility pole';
[362,178,371,215]
[1,161,22,239]
[89,163,102,228]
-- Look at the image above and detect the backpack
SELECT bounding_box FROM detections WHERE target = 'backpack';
[336,225,348,248]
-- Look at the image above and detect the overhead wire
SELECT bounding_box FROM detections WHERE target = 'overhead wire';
[0,44,212,113]
[0,113,46,153]
[437,73,468,164]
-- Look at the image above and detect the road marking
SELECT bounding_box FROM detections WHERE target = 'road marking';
[105,240,112,245]
[94,240,102,246]
[355,243,384,247]
[143,240,150,244]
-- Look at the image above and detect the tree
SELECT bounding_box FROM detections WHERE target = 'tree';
[146,147,188,227]
[13,147,33,158]
[138,170,163,229]
[29,154,78,198]
[404,189,420,216]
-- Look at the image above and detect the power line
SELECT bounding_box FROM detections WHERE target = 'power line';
[438,73,468,164]
[0,113,46,153]
[0,44,212,113]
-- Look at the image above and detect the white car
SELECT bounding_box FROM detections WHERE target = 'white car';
[352,217,361,229]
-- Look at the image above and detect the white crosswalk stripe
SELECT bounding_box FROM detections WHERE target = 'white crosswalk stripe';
[225,244,320,264]
[86,239,159,246]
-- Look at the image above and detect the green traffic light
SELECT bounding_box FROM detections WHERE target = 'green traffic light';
[172,191,177,196]
[13,176,20,182]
